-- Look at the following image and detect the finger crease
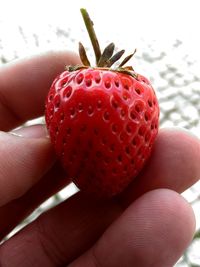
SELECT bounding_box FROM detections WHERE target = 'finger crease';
[35,218,62,266]
[91,246,104,267]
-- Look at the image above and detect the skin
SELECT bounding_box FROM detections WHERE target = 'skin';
[0,51,199,266]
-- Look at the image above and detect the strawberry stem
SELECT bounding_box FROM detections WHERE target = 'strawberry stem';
[77,8,138,78]
[80,8,101,65]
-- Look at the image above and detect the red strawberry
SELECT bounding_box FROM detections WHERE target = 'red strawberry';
[45,9,159,198]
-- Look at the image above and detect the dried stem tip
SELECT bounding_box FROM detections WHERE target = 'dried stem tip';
[98,43,115,67]
[79,42,91,66]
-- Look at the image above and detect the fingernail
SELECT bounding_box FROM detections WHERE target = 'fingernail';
[10,124,49,138]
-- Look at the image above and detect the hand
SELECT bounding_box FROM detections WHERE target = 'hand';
[0,51,199,267]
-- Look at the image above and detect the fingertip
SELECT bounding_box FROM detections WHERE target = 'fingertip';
[121,127,200,203]
[152,127,200,188]
[74,189,195,267]
[159,126,200,140]
[0,50,81,131]
[0,129,55,205]
[10,124,49,138]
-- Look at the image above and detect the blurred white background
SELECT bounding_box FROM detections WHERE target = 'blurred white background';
[0,0,200,60]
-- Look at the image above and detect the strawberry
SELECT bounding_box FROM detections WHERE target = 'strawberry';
[45,9,159,198]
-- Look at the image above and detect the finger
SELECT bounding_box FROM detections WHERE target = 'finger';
[0,191,121,266]
[120,128,200,205]
[0,50,80,131]
[0,128,199,251]
[0,125,55,206]
[0,161,69,241]
[0,189,195,267]
[68,189,195,267]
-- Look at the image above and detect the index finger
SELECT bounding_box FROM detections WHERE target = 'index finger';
[0,51,80,131]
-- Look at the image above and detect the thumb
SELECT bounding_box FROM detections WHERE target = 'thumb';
[0,124,55,206]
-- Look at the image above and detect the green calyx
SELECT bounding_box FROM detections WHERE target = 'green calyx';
[71,8,137,78]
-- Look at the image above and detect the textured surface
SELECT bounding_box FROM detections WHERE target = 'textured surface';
[45,68,159,197]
